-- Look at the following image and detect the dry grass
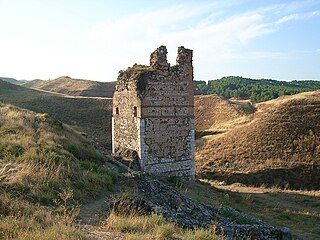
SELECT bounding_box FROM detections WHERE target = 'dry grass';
[2,80,320,238]
[0,103,117,238]
[0,186,84,239]
[103,211,217,240]
[195,91,320,189]
[194,95,254,133]
[0,103,116,201]
[180,180,320,240]
[0,80,113,150]
[99,192,219,240]
[192,91,320,238]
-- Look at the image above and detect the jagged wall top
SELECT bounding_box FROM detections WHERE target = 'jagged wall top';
[150,45,170,70]
[116,46,193,95]
[176,46,192,66]
[150,45,192,70]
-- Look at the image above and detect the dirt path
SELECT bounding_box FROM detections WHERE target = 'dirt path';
[78,191,113,225]
[78,183,127,239]
[76,152,133,239]
[80,225,126,240]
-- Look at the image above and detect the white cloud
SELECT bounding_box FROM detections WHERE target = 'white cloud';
[276,10,320,25]
[276,14,300,24]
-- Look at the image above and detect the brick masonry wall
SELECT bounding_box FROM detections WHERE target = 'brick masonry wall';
[112,46,195,179]
[112,72,141,159]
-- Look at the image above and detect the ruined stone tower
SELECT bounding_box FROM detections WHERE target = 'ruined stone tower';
[112,46,195,178]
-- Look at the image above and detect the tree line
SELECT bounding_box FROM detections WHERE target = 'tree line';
[194,76,320,102]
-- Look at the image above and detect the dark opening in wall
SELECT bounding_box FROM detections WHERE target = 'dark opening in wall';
[116,107,119,115]
[133,106,137,117]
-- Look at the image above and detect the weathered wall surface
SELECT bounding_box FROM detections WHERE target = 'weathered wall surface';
[140,46,195,177]
[112,70,142,159]
[112,46,195,178]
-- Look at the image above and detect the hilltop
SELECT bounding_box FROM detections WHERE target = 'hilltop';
[0,80,112,150]
[0,77,27,85]
[0,103,116,239]
[195,90,320,189]
[22,76,116,98]
[5,75,319,102]
[194,76,320,102]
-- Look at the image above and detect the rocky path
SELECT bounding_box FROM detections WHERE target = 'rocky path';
[80,225,126,240]
[78,182,127,239]
[78,191,113,225]
[77,153,128,239]
[77,145,292,240]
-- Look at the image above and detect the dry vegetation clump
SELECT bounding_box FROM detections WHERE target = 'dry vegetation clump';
[103,197,217,240]
[0,193,84,240]
[0,80,113,150]
[104,212,217,240]
[0,103,117,238]
[196,91,320,189]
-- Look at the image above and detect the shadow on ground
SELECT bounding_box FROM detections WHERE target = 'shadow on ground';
[199,165,320,190]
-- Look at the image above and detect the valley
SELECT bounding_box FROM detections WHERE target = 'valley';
[0,77,319,239]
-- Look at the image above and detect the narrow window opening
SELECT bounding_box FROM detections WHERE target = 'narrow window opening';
[133,106,137,117]
[116,107,119,115]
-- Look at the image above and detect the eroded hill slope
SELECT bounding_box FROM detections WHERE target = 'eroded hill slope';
[196,91,320,189]
[194,95,255,133]
[22,76,116,98]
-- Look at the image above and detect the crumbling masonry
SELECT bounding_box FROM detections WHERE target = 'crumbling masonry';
[112,46,195,179]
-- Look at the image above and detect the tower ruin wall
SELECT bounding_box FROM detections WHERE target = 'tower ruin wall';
[112,46,195,178]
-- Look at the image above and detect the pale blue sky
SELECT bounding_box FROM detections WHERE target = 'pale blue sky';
[0,0,319,81]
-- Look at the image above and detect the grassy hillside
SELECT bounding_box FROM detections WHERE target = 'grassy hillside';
[194,76,320,102]
[22,76,116,98]
[195,95,254,133]
[0,102,221,240]
[196,91,320,189]
[0,80,112,150]
[0,103,116,239]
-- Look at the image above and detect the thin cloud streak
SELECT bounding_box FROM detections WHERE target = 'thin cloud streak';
[276,10,320,24]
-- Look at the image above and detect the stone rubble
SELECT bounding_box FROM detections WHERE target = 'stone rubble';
[126,174,292,240]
